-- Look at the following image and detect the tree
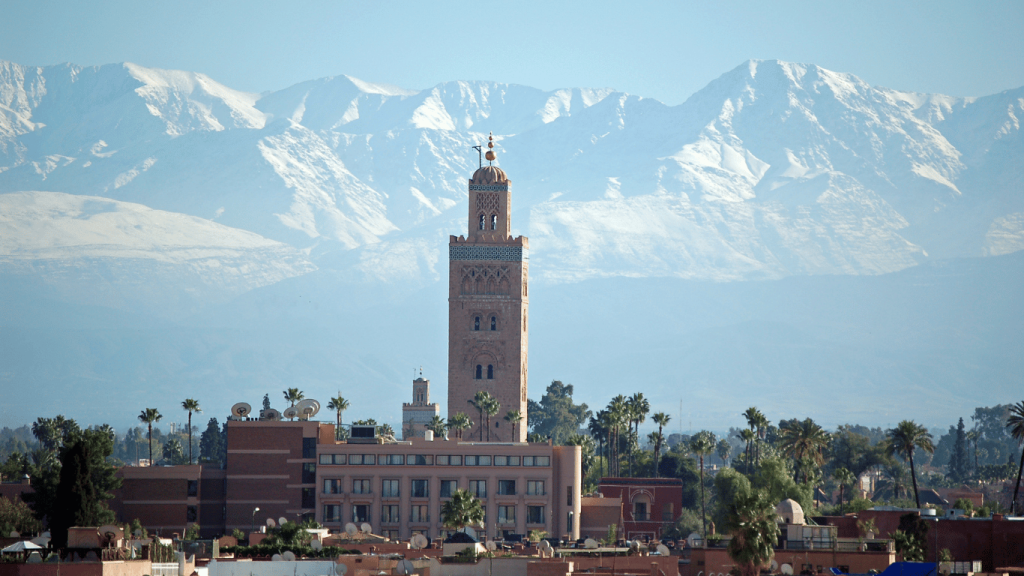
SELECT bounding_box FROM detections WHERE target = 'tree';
[651,412,671,477]
[725,489,779,576]
[627,393,650,477]
[893,513,928,561]
[833,467,856,514]
[327,394,350,438]
[199,418,224,464]
[743,407,768,468]
[181,399,201,465]
[589,411,611,478]
[283,388,304,409]
[527,381,593,445]
[137,408,162,466]
[948,417,970,483]
[607,395,629,477]
[447,413,473,440]
[440,488,484,532]
[427,415,448,438]
[504,410,523,441]
[483,394,500,441]
[739,428,756,474]
[1007,401,1024,515]
[31,416,80,454]
[468,391,490,441]
[48,430,120,548]
[884,420,935,508]
[566,433,596,477]
[717,439,733,467]
[0,495,42,536]
[778,418,830,483]
[162,438,187,465]
[690,430,717,541]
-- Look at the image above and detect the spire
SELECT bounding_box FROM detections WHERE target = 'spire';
[485,132,496,165]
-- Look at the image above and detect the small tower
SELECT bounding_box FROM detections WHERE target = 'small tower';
[402,372,440,439]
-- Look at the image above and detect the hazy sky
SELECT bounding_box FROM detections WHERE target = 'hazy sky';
[2,0,1021,104]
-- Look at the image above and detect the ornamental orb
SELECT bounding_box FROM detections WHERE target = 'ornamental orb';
[485,150,496,161]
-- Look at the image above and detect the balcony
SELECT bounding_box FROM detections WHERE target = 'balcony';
[632,512,650,521]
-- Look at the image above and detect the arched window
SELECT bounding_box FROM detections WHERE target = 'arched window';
[490,316,496,331]
[479,214,485,230]
[475,365,482,379]
[487,365,494,379]
[474,316,480,331]
[491,214,497,230]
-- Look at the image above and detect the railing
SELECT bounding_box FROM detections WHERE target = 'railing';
[632,513,650,521]
[152,563,179,576]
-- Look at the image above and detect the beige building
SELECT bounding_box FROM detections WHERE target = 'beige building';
[402,376,440,439]
[448,140,529,443]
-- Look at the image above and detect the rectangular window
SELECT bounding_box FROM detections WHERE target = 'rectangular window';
[320,454,346,465]
[662,503,674,522]
[352,479,372,494]
[382,479,400,498]
[352,504,370,523]
[410,505,429,523]
[411,479,429,498]
[323,479,343,494]
[349,454,375,465]
[382,530,399,540]
[187,480,198,497]
[527,480,545,496]
[323,505,341,523]
[302,463,316,484]
[381,505,400,523]
[383,454,404,465]
[302,487,315,509]
[409,454,433,465]
[440,480,457,498]
[186,505,197,522]
[527,506,545,524]
[634,502,648,521]
[302,437,317,459]
[498,480,516,496]
[523,456,551,467]
[498,506,516,524]
[495,455,520,466]
[469,480,487,498]
[465,455,491,466]
[566,486,573,507]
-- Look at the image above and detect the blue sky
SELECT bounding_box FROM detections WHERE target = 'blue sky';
[1,0,1021,104]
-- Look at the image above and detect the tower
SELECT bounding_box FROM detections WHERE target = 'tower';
[448,134,528,442]
[402,372,440,439]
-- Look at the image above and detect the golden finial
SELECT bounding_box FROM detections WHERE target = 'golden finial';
[485,132,496,163]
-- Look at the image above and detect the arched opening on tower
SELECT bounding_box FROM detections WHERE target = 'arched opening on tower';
[487,365,494,379]
[474,316,480,331]
[491,214,497,230]
[490,316,497,331]
[475,365,482,379]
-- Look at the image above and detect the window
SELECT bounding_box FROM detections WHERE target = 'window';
[527,506,545,524]
[465,455,491,466]
[523,456,550,467]
[381,505,400,523]
[662,503,674,522]
[382,479,400,497]
[475,365,482,379]
[383,454,404,465]
[187,480,198,497]
[302,463,316,484]
[381,530,399,540]
[491,214,497,230]
[302,487,315,508]
[186,506,197,522]
[410,505,429,523]
[411,479,429,498]
[491,316,497,330]
[323,505,341,523]
[352,479,371,494]
[527,480,545,496]
[566,486,573,506]
[320,454,346,465]
[437,455,462,466]
[498,480,516,495]
[469,480,487,498]
[487,365,494,379]
[634,502,649,521]
[440,480,457,497]
[352,504,370,523]
[409,454,433,465]
[494,456,520,466]
[479,214,485,230]
[302,437,317,459]
[349,454,375,465]
[498,506,516,524]
[474,316,480,331]
[323,479,342,494]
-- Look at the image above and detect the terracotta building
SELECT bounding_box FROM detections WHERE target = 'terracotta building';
[596,478,684,540]
[448,137,529,443]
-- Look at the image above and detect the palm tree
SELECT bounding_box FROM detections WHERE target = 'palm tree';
[778,418,830,483]
[327,394,349,438]
[589,412,610,478]
[427,415,448,438]
[447,413,473,440]
[627,393,649,477]
[739,428,756,473]
[468,391,490,441]
[648,431,664,476]
[884,420,935,508]
[608,395,628,477]
[504,410,523,441]
[690,430,717,541]
[717,439,733,467]
[726,489,779,576]
[652,412,671,477]
[181,399,201,465]
[1006,401,1024,515]
[742,407,767,468]
[833,467,856,514]
[483,395,500,441]
[283,388,304,409]
[138,408,162,466]
[441,488,485,533]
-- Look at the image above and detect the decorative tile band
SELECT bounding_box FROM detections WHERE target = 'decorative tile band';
[450,246,527,262]
[469,184,509,192]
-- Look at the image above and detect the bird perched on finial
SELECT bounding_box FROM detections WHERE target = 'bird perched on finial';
[485,132,496,163]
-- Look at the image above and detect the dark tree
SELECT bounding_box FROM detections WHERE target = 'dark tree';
[948,418,970,482]
[527,381,592,445]
[46,430,119,548]
[199,418,224,464]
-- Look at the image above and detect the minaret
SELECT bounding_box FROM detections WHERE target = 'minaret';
[402,370,440,439]
[448,134,529,442]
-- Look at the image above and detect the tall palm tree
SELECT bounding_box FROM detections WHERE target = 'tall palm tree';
[181,399,201,465]
[739,428,756,473]
[589,412,610,478]
[447,412,473,439]
[778,418,830,483]
[483,395,500,441]
[1007,401,1024,515]
[627,393,650,477]
[884,420,935,508]
[468,391,490,441]
[690,430,717,541]
[608,395,628,477]
[441,488,485,533]
[283,388,304,408]
[504,410,523,441]
[833,467,856,514]
[138,408,162,466]
[427,415,448,438]
[327,394,349,437]
[652,412,671,477]
[742,407,767,468]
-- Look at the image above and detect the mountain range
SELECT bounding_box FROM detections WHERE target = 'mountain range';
[1,58,1021,433]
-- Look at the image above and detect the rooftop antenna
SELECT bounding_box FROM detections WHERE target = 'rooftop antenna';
[472,145,482,168]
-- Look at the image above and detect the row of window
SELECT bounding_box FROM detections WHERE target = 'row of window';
[319,454,551,467]
[322,478,546,498]
[473,315,499,331]
[475,364,494,379]
[322,503,545,525]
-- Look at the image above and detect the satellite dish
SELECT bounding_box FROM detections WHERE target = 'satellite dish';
[266,518,276,528]
[463,526,477,539]
[360,523,372,534]
[278,517,288,527]
[584,538,599,549]
[486,541,496,551]
[771,561,779,571]
[396,560,415,575]
[781,564,794,575]
[411,534,428,549]
[282,551,296,561]
[232,403,252,418]
[263,409,282,421]
[311,540,323,551]
[297,399,321,419]
[283,407,300,420]
[539,540,552,552]
[335,564,348,576]
[630,540,641,552]
[271,554,283,562]
[656,544,670,556]
[345,523,358,536]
